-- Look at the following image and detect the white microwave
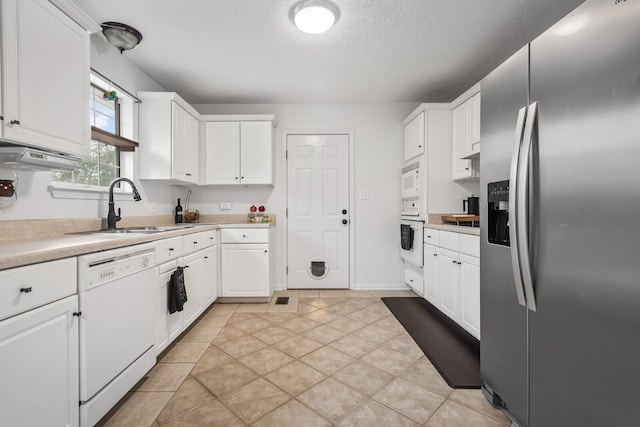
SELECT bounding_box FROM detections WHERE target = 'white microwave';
[401,161,423,217]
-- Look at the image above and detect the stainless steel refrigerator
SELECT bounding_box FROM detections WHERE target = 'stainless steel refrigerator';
[480,1,640,426]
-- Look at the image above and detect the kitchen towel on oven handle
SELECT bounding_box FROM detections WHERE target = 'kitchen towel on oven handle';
[168,266,188,314]
[400,224,414,250]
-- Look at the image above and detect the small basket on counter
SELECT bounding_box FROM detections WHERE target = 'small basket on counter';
[184,210,199,223]
[247,213,271,223]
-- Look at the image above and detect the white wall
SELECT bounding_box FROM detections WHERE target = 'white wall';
[0,35,182,221]
[192,103,417,290]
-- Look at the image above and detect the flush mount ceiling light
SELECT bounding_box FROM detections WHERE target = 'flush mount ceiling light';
[291,0,340,35]
[101,22,143,54]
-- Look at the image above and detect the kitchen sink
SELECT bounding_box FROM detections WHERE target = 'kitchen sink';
[75,225,196,236]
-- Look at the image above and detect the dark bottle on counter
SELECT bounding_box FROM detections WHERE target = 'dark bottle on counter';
[175,199,183,223]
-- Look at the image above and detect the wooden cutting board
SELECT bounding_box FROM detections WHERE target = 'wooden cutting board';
[441,215,480,222]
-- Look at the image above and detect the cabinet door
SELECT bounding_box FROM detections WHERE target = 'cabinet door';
[202,247,217,307]
[1,0,90,157]
[221,244,269,297]
[156,269,183,355]
[172,103,199,183]
[0,295,79,427]
[205,121,240,184]
[404,112,425,161]
[468,92,481,154]
[181,255,204,328]
[451,101,476,180]
[459,254,480,339]
[423,244,439,306]
[240,121,273,184]
[438,248,460,322]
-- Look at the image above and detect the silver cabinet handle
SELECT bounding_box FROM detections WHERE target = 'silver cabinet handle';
[509,106,528,308]
[517,102,538,312]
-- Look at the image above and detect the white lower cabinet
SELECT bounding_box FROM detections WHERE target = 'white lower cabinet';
[404,265,424,296]
[423,228,480,339]
[220,228,273,298]
[181,252,204,327]
[202,246,218,307]
[156,260,182,355]
[0,295,79,427]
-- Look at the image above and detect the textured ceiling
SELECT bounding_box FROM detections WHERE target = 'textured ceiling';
[72,0,584,104]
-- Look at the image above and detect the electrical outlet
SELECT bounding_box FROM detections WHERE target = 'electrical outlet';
[359,191,369,200]
[220,201,232,211]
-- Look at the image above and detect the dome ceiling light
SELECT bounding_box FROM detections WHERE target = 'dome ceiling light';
[291,0,340,35]
[101,22,143,54]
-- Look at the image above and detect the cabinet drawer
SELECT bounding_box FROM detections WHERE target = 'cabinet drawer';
[155,236,183,264]
[202,230,216,248]
[220,228,268,243]
[0,258,77,321]
[182,232,204,255]
[404,267,424,296]
[459,234,480,258]
[423,229,440,246]
[439,231,460,252]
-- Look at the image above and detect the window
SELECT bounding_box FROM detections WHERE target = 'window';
[53,72,138,190]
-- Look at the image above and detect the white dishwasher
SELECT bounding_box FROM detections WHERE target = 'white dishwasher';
[77,243,156,427]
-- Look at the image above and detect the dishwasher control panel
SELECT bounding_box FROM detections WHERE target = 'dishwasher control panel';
[78,244,156,290]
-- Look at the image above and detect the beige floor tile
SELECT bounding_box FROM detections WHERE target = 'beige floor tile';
[135,363,194,392]
[194,360,258,397]
[266,299,299,313]
[326,315,373,333]
[219,378,290,424]
[249,324,297,345]
[253,399,332,427]
[349,323,400,344]
[196,313,232,327]
[383,334,424,359]
[159,342,209,363]
[361,347,417,375]
[297,377,367,422]
[448,389,511,423]
[299,346,354,375]
[257,312,298,324]
[324,301,360,316]
[264,360,326,396]
[274,335,324,358]
[398,357,453,398]
[236,303,269,313]
[101,391,173,427]
[303,324,347,345]
[273,289,300,298]
[345,297,379,309]
[156,377,215,423]
[178,324,222,343]
[369,290,393,297]
[331,359,394,396]
[161,399,244,427]
[425,400,510,427]
[279,317,322,333]
[373,377,445,424]
[238,346,294,375]
[388,289,419,297]
[302,308,344,323]
[211,325,248,345]
[335,399,419,427]
[318,289,347,298]
[296,302,320,314]
[210,303,239,312]
[216,333,267,358]
[328,334,379,359]
[344,290,373,298]
[231,316,274,333]
[372,315,408,333]
[190,346,233,376]
[298,289,320,298]
[299,297,335,308]
[227,312,258,324]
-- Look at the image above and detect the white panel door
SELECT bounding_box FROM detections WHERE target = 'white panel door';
[287,134,350,289]
[204,121,240,184]
[221,244,270,297]
[240,121,273,184]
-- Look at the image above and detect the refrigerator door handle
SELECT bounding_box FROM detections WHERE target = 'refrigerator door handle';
[509,106,528,307]
[518,102,538,312]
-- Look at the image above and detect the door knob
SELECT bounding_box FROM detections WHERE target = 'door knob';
[342,209,347,215]
[342,219,348,225]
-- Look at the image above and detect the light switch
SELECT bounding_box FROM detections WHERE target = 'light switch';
[359,191,369,200]
[220,201,232,211]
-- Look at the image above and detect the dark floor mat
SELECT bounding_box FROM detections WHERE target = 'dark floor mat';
[381,297,481,388]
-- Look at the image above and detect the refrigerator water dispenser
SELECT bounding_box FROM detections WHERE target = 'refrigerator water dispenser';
[487,180,510,246]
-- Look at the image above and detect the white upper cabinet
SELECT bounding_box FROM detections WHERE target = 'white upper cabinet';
[138,92,200,184]
[451,86,481,181]
[1,0,94,157]
[404,111,425,161]
[203,115,275,185]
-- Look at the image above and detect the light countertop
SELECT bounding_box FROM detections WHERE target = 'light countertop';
[424,223,480,236]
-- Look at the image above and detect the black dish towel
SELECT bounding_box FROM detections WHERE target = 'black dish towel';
[168,267,188,314]
[401,224,414,250]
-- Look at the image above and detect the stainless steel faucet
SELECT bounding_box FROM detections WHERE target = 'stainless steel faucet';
[106,177,142,229]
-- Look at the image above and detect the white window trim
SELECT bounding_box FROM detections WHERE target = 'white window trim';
[48,181,132,201]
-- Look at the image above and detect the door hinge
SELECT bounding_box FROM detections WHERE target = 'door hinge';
[286,208,288,217]
[286,150,288,160]
[286,266,288,275]
[73,311,82,317]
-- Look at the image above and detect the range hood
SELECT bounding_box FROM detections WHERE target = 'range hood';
[0,146,82,171]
